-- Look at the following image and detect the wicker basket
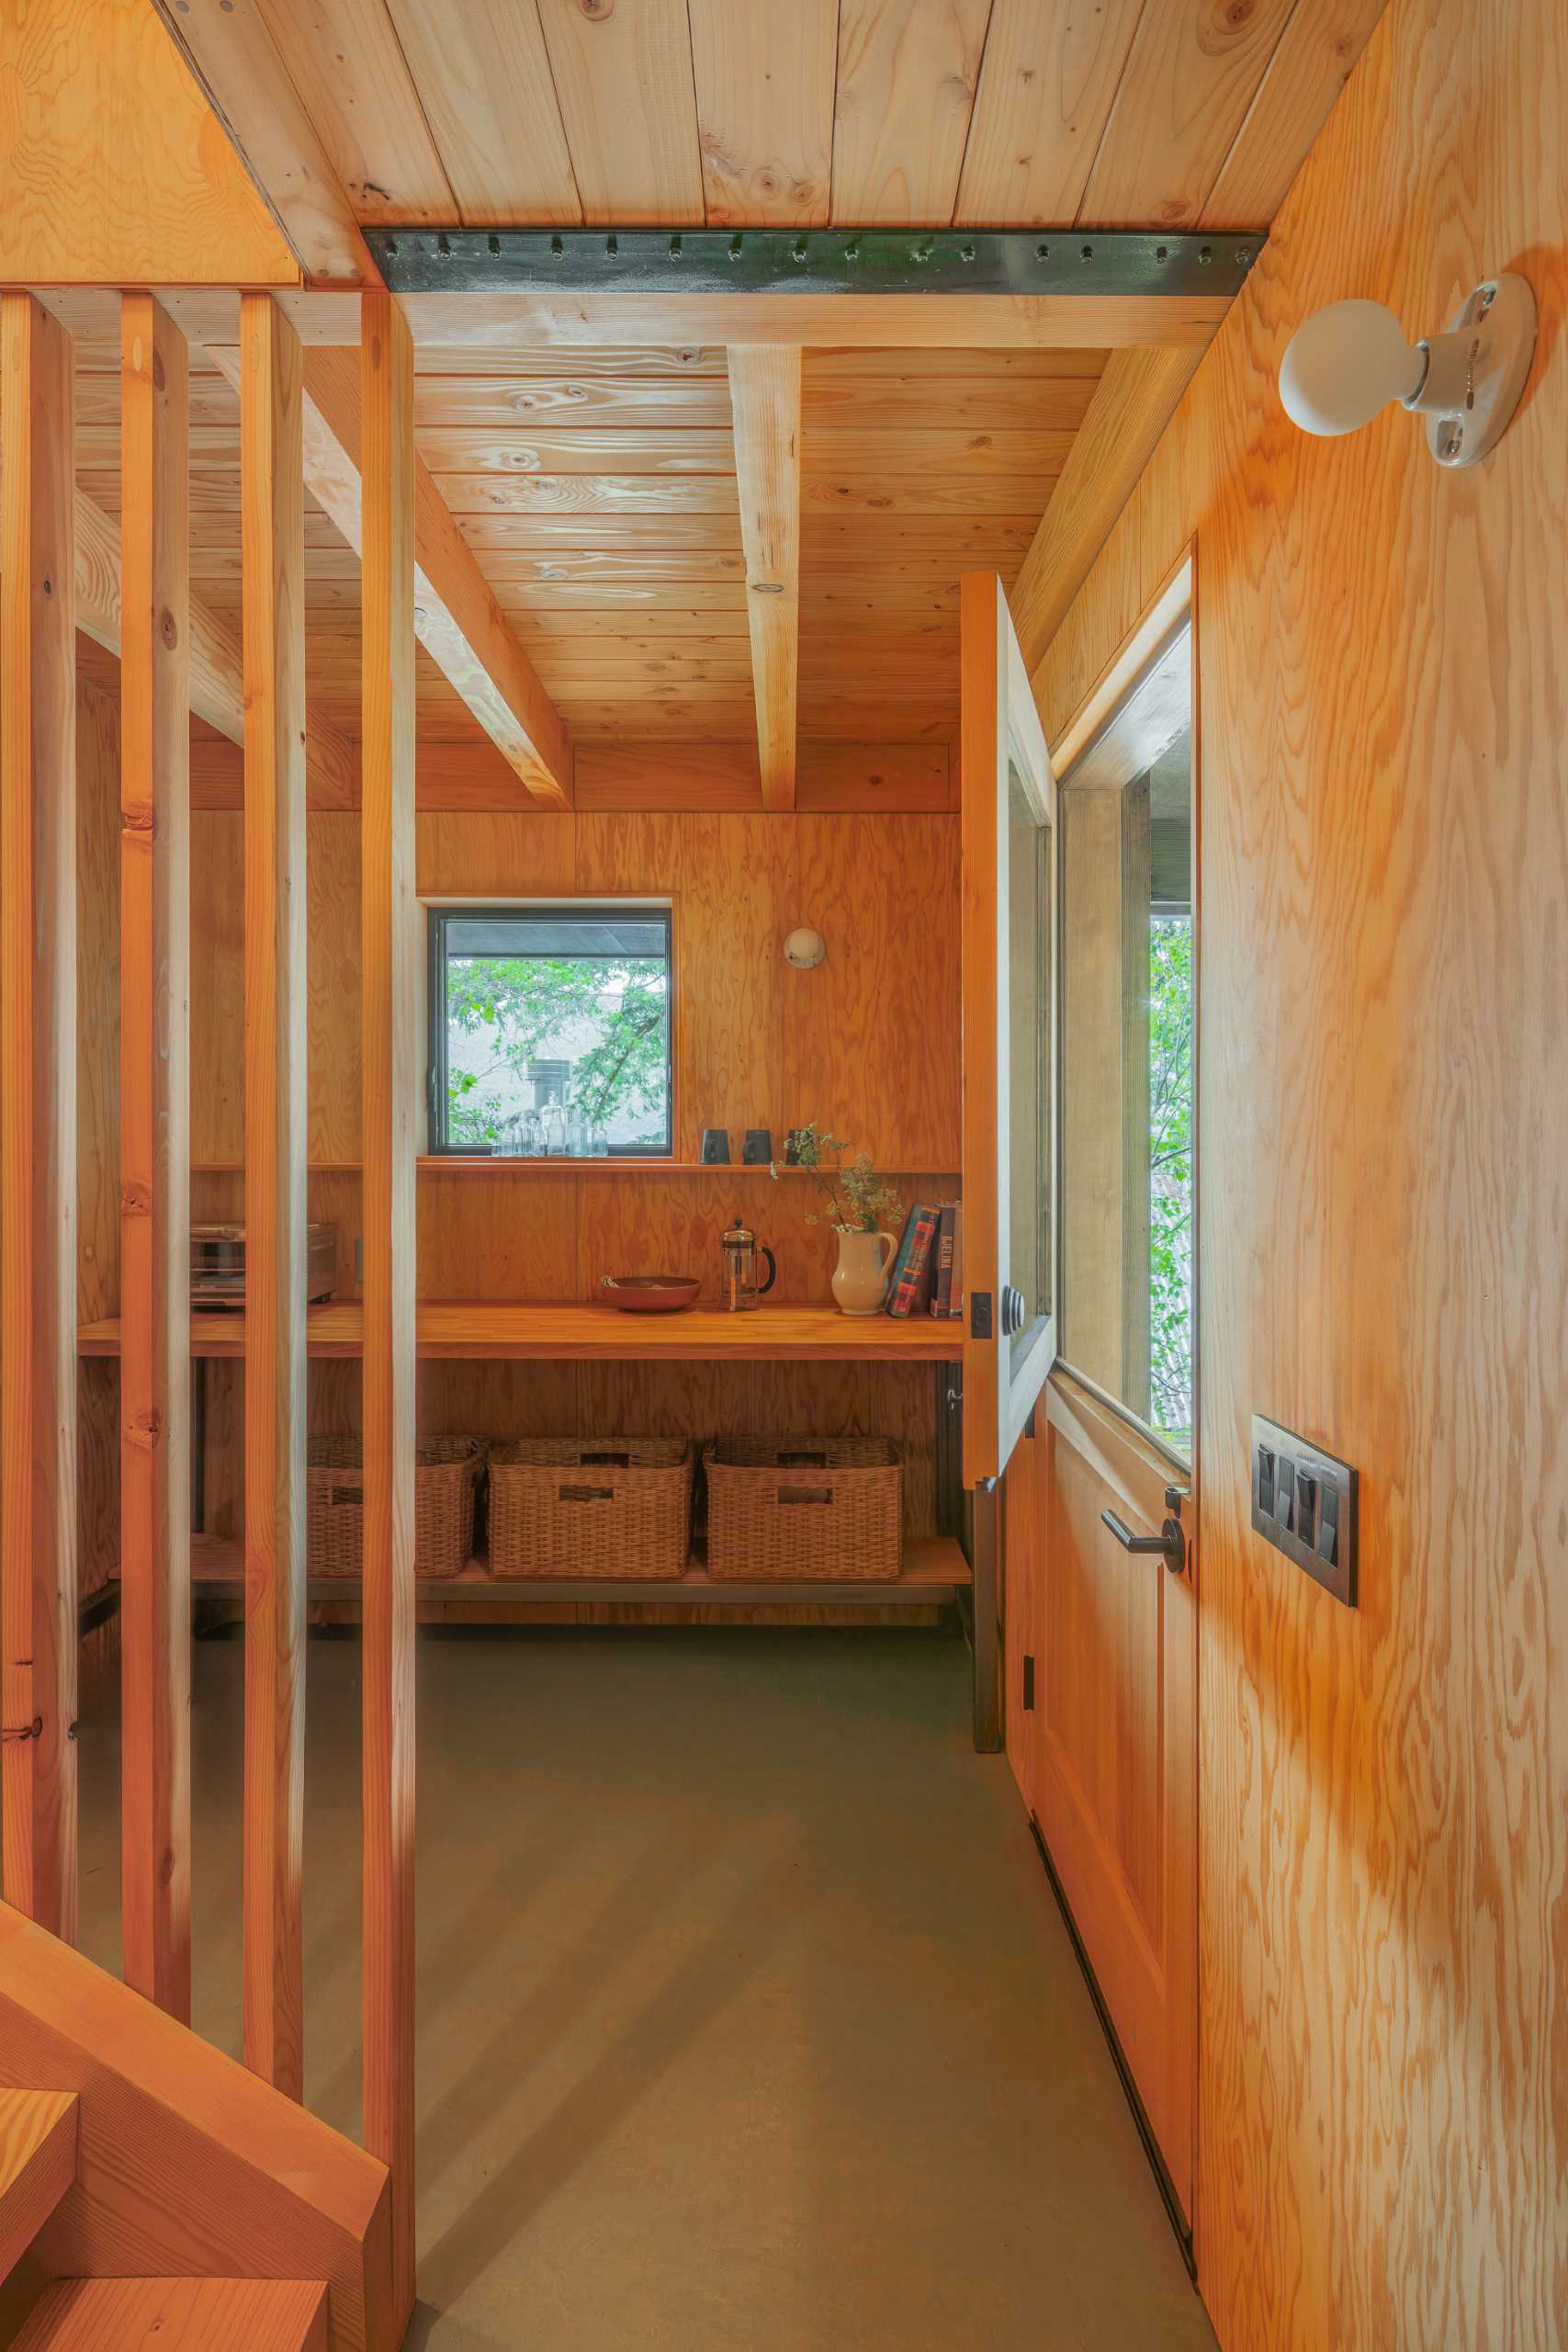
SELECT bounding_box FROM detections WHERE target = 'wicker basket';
[305,1437,483,1581]
[489,1439,694,1580]
[703,1439,903,1581]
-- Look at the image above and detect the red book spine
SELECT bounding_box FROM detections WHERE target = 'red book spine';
[886,1207,938,1317]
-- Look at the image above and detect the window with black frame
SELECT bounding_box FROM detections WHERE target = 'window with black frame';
[426,904,672,1158]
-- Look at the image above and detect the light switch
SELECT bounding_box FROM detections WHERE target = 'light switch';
[1250,1415,1358,1608]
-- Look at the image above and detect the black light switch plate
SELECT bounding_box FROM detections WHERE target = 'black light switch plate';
[1250,1414,1358,1608]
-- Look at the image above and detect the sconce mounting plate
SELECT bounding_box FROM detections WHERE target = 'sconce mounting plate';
[1424,273,1537,469]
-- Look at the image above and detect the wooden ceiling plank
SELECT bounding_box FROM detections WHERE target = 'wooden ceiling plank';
[536,0,705,224]
[687,0,839,227]
[953,0,1146,225]
[412,377,739,428]
[1198,0,1391,229]
[431,476,741,517]
[801,476,1059,515]
[1077,0,1298,229]
[728,346,801,811]
[830,0,995,225]
[209,343,571,806]
[801,369,1103,430]
[416,426,738,475]
[251,0,457,223]
[1011,345,1202,678]
[382,0,582,227]
[147,0,375,284]
[803,425,1075,474]
[393,291,1230,348]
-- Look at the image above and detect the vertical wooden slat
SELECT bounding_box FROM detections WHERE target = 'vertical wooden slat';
[118,292,192,2016]
[0,294,78,1941]
[359,286,418,2331]
[240,293,309,2100]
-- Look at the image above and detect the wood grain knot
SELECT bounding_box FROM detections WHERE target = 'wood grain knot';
[123,805,155,837]
[159,606,180,651]
[121,1182,153,1216]
[128,1408,164,1448]
[152,348,166,394]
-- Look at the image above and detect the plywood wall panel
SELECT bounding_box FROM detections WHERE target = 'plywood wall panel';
[787,817,960,1167]
[1031,1,1568,2343]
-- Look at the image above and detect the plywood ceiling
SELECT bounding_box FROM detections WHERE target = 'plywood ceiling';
[230,0,1383,238]
[91,1,1389,766]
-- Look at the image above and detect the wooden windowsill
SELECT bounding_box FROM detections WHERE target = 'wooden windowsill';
[78,1299,964,1363]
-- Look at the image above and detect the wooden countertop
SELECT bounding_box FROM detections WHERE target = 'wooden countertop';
[77,1300,964,1363]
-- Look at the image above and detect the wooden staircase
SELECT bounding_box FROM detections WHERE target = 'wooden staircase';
[0,2084,331,2349]
[11,2278,328,2350]
[0,1908,396,2351]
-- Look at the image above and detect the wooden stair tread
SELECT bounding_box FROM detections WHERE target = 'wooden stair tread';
[12,2278,328,2351]
[0,2091,76,2278]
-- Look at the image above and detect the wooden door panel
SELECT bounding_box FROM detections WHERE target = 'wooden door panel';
[1032,1372,1196,2222]
[1003,1421,1042,1816]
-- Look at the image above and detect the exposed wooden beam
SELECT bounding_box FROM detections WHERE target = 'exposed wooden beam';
[1012,346,1205,681]
[0,293,78,1943]
[239,293,309,2107]
[207,343,572,808]
[728,347,801,812]
[148,0,375,287]
[395,291,1231,352]
[359,287,419,2339]
[118,292,192,2022]
[72,486,359,810]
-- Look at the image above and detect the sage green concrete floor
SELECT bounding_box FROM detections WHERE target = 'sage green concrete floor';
[77,1627,1215,2352]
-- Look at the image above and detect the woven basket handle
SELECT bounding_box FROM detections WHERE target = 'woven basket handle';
[559,1483,614,1504]
[778,1449,829,1467]
[581,1450,631,1467]
[777,1484,833,1506]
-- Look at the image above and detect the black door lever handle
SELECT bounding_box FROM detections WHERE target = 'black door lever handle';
[1100,1509,1187,1575]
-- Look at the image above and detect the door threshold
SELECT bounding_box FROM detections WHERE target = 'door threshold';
[1029,1814,1195,2279]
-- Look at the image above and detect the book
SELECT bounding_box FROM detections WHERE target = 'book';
[886,1204,939,1317]
[931,1205,956,1317]
[881,1204,924,1306]
[949,1203,964,1319]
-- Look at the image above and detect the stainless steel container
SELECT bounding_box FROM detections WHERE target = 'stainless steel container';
[191,1223,339,1308]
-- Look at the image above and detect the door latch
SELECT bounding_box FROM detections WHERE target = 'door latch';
[1100,1507,1187,1575]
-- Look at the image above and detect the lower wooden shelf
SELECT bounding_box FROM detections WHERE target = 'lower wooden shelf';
[116,1532,970,1619]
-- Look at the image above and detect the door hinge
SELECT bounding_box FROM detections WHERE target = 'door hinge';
[1021,1654,1035,1712]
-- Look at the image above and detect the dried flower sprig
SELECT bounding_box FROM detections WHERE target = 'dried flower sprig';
[772,1122,902,1234]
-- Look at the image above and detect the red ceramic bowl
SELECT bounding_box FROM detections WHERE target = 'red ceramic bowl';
[600,1273,701,1314]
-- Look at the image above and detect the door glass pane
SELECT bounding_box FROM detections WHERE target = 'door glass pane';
[1008,754,1052,1368]
[1059,628,1195,1458]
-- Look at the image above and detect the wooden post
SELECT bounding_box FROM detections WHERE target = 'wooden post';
[359,286,418,2329]
[0,294,78,1940]
[240,294,309,2100]
[118,292,192,2016]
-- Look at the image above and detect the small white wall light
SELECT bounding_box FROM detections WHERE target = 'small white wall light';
[784,926,826,969]
[1279,275,1536,468]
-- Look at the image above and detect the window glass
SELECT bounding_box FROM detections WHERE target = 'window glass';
[1059,628,1194,1458]
[1008,755,1053,1367]
[428,906,672,1157]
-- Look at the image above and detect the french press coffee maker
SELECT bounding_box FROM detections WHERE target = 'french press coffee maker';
[719,1215,777,1312]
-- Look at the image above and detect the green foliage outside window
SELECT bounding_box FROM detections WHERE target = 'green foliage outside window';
[1148,916,1194,1453]
[446,954,669,1149]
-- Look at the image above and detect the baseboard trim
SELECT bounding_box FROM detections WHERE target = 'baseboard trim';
[1028,1813,1195,2280]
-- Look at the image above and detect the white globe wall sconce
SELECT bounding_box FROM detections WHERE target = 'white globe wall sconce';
[1279,274,1536,468]
[784,927,826,969]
